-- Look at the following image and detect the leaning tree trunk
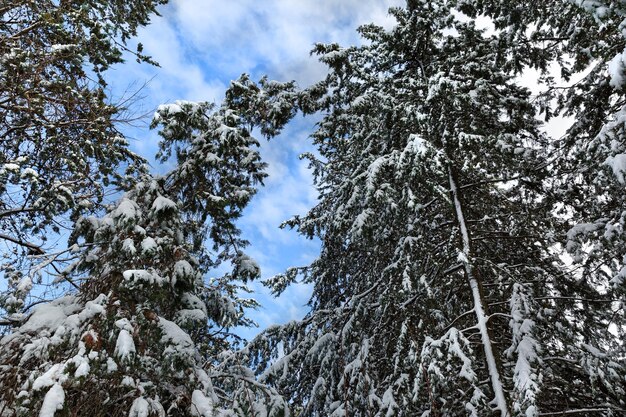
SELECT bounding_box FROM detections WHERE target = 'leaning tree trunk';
[447,164,510,417]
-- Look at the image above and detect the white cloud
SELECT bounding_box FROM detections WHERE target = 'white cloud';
[164,0,404,85]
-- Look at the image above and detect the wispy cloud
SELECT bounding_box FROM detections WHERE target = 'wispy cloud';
[162,0,404,85]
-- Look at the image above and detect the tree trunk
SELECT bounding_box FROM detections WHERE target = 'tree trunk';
[447,165,510,417]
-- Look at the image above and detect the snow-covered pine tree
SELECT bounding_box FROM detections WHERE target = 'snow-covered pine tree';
[0,0,166,324]
[0,75,298,416]
[249,1,624,416]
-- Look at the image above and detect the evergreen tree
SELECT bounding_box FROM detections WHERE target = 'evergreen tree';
[249,1,624,416]
[0,0,166,323]
[0,75,298,416]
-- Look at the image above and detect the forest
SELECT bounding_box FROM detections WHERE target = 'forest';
[0,0,624,416]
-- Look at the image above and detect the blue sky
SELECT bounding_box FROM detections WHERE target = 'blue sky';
[106,0,405,339]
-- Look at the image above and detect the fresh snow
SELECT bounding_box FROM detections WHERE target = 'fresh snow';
[106,357,118,373]
[235,254,260,276]
[174,260,194,280]
[158,317,194,357]
[140,237,158,254]
[17,297,81,335]
[50,44,76,52]
[33,364,64,391]
[38,384,65,417]
[608,51,626,89]
[128,397,150,417]
[114,329,136,360]
[2,163,19,171]
[123,269,168,286]
[191,390,214,416]
[604,153,626,183]
[151,196,177,213]
[122,238,137,255]
[112,198,141,222]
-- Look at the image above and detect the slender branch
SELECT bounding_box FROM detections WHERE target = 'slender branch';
[538,408,624,416]
[0,206,43,219]
[534,296,619,304]
[0,232,44,254]
[460,175,523,190]
[0,21,43,43]
[442,309,475,334]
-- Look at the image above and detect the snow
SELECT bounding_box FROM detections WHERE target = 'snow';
[33,364,63,391]
[506,284,540,415]
[174,260,195,280]
[449,330,476,382]
[140,237,158,254]
[608,50,626,89]
[191,390,214,416]
[3,295,107,372]
[69,351,91,378]
[235,254,260,276]
[175,308,207,323]
[405,134,429,157]
[121,376,136,387]
[2,163,19,171]
[154,101,198,120]
[158,317,195,357]
[114,329,135,360]
[123,269,167,286]
[106,357,118,373]
[18,296,81,335]
[611,264,626,286]
[129,397,150,417]
[16,276,33,294]
[151,196,177,213]
[122,238,137,255]
[204,152,221,163]
[38,384,65,417]
[381,387,398,416]
[351,209,372,236]
[604,153,626,183]
[181,293,207,313]
[50,44,76,52]
[112,198,141,222]
[401,268,413,291]
[20,167,39,179]
[365,155,387,193]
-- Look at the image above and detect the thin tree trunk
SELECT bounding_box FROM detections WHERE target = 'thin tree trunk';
[447,165,510,417]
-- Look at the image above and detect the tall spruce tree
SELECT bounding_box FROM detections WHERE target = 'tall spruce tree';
[0,75,298,416]
[249,1,624,416]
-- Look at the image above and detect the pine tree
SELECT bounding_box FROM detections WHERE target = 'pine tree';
[0,0,167,323]
[0,75,298,416]
[249,1,624,416]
